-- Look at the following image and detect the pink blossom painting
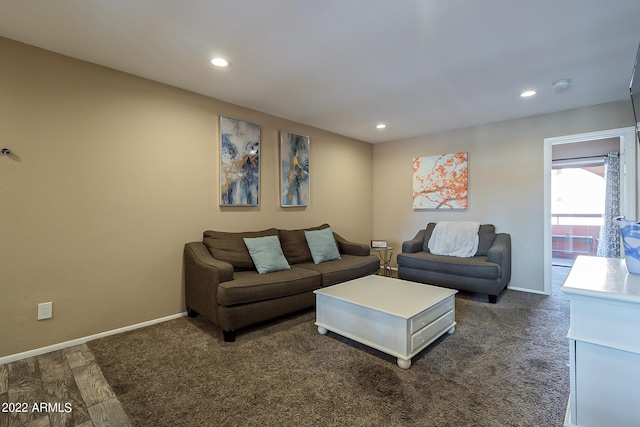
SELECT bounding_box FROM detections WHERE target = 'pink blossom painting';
[413,152,468,209]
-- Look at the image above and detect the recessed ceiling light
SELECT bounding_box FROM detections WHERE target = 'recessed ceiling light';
[376,124,386,129]
[520,90,536,98]
[211,57,229,67]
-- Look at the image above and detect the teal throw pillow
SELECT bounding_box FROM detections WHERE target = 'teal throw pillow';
[243,236,291,274]
[304,227,341,264]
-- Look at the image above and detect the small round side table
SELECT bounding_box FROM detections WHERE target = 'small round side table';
[371,246,394,277]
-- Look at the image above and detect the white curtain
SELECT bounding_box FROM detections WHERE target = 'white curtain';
[597,152,621,258]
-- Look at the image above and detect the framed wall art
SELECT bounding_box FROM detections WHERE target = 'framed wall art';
[280,131,310,207]
[412,151,468,209]
[220,116,261,206]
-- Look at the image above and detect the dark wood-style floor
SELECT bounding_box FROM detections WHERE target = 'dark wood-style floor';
[0,344,130,427]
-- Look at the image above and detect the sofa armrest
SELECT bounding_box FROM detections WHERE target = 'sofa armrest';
[184,242,234,318]
[333,232,371,256]
[402,229,426,253]
[487,233,511,285]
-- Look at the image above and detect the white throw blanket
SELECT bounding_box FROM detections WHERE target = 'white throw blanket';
[428,221,480,258]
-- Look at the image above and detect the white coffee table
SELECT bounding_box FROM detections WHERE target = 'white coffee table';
[314,275,457,369]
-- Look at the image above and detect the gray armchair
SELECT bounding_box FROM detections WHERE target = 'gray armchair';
[397,223,511,303]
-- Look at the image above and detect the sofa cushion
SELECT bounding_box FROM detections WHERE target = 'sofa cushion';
[243,236,291,274]
[203,228,279,270]
[279,224,330,264]
[396,252,501,280]
[297,254,380,286]
[217,266,321,306]
[422,223,496,256]
[422,223,438,252]
[305,227,341,264]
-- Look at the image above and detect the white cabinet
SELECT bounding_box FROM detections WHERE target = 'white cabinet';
[561,256,640,427]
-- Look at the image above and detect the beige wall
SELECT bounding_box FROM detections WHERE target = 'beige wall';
[0,38,373,358]
[372,101,635,293]
[2,34,637,359]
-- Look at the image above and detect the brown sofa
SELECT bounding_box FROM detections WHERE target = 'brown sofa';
[184,224,379,341]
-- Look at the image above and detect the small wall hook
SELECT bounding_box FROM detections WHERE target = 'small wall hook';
[1,148,11,155]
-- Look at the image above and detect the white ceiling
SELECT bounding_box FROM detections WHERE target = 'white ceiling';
[1,0,640,143]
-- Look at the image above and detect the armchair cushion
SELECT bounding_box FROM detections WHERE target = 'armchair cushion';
[398,252,501,280]
[421,223,496,256]
[477,225,497,256]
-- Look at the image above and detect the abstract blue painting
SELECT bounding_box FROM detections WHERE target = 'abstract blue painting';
[220,116,260,206]
[280,131,310,207]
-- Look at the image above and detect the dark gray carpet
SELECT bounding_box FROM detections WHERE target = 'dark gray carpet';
[88,271,570,427]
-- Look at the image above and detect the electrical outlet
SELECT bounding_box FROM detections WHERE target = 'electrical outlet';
[38,302,53,320]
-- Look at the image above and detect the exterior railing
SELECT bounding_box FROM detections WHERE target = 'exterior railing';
[552,214,602,258]
[551,213,602,225]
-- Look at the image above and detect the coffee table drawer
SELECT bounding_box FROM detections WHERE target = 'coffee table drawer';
[411,310,455,353]
[410,296,454,334]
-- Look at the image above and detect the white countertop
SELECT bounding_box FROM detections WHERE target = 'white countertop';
[560,256,640,303]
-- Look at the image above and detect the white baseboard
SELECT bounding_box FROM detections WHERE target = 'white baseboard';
[507,285,549,295]
[0,312,187,365]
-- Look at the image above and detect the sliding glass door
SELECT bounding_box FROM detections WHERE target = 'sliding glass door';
[551,161,605,267]
[544,127,636,295]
